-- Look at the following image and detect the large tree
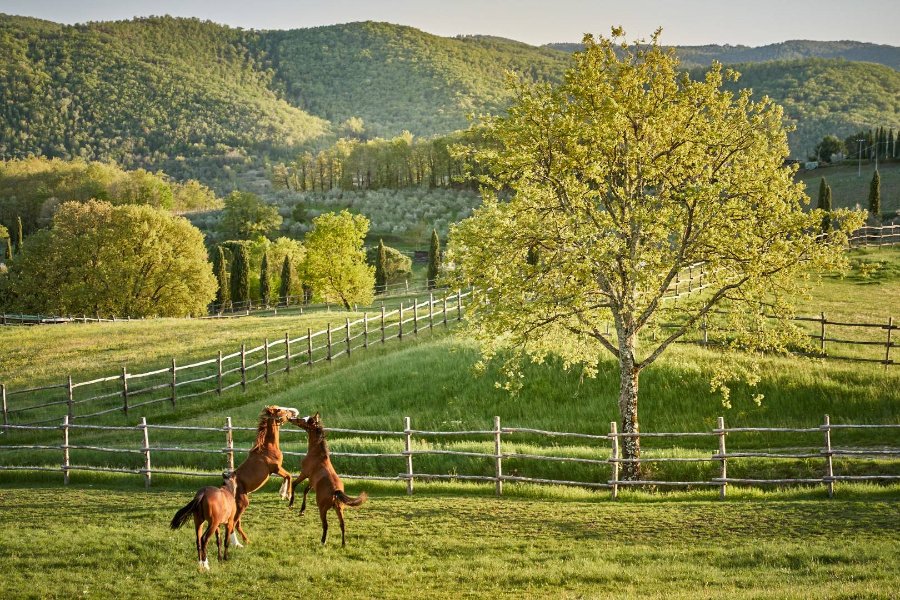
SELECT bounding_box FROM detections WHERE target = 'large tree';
[868,169,881,221]
[219,191,282,240]
[304,210,374,310]
[4,201,216,317]
[229,242,251,307]
[212,245,230,311]
[448,30,862,479]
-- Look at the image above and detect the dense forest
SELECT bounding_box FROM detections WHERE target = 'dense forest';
[0,13,897,182]
[546,39,900,69]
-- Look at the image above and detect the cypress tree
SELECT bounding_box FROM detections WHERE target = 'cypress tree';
[280,255,293,305]
[212,245,229,311]
[427,229,441,289]
[868,169,881,221]
[230,243,250,307]
[4,236,12,262]
[816,177,831,235]
[15,216,23,253]
[375,238,387,293]
[889,128,896,160]
[260,252,271,307]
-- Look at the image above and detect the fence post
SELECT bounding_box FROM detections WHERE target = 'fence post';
[62,415,70,485]
[121,366,129,415]
[820,312,827,353]
[1,384,7,432]
[413,298,419,335]
[823,414,834,498]
[170,358,177,407]
[240,344,246,391]
[264,338,270,383]
[457,289,462,321]
[885,317,894,368]
[141,417,151,488]
[494,416,503,496]
[609,421,619,500]
[285,332,291,374]
[225,417,235,473]
[327,323,333,360]
[364,313,369,349]
[404,416,414,495]
[381,307,386,343]
[307,328,313,366]
[346,318,351,356]
[716,416,727,499]
[216,351,223,395]
[67,375,74,419]
[443,294,448,326]
[429,293,434,331]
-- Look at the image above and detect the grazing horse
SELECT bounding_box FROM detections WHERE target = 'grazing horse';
[170,473,238,571]
[289,413,368,547]
[230,405,299,548]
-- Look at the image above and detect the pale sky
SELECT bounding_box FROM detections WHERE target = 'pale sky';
[0,0,897,47]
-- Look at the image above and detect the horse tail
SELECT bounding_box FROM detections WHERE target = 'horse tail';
[170,493,202,530]
[334,490,367,508]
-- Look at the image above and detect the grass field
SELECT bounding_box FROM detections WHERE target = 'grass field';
[0,483,897,599]
[797,161,899,218]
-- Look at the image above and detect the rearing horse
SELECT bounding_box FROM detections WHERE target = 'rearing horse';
[230,405,298,547]
[289,412,367,547]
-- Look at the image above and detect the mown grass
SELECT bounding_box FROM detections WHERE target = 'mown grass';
[0,482,897,599]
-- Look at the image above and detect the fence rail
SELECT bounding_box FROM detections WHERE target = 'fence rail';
[0,291,469,428]
[0,415,896,497]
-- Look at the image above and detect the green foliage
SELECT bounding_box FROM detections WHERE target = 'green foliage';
[428,228,441,288]
[212,245,229,310]
[815,135,845,163]
[259,252,271,306]
[869,169,882,220]
[2,200,216,316]
[367,240,411,287]
[0,157,223,235]
[449,30,866,471]
[228,242,251,305]
[304,210,374,309]
[375,239,387,293]
[219,191,282,240]
[0,15,328,170]
[280,255,293,304]
[817,179,833,234]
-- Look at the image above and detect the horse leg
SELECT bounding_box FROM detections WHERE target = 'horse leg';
[224,519,234,561]
[275,466,292,501]
[199,522,213,571]
[231,492,249,547]
[215,526,222,561]
[300,485,311,516]
[289,471,307,508]
[194,516,204,570]
[319,504,329,546]
[335,503,347,548]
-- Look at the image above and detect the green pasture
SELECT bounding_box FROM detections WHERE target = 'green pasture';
[0,483,897,599]
[797,161,900,217]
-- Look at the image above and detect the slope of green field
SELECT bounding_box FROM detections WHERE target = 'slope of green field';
[798,161,900,217]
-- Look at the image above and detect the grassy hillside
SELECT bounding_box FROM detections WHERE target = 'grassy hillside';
[798,161,900,218]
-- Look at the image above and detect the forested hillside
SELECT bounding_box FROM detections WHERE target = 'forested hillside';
[262,22,569,137]
[0,13,896,176]
[0,15,328,176]
[547,39,900,69]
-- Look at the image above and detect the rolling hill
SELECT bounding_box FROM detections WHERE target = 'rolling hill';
[0,14,896,178]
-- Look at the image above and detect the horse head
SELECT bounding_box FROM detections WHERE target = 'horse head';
[263,405,300,426]
[289,412,321,432]
[221,470,238,496]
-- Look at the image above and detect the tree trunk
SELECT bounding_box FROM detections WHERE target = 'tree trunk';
[617,339,642,480]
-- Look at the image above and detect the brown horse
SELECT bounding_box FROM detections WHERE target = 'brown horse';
[229,405,298,548]
[170,473,238,571]
[289,413,367,547]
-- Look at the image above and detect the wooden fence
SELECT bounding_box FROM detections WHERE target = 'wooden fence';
[0,415,897,498]
[0,291,469,428]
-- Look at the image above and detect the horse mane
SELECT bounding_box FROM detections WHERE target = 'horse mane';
[251,409,273,451]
